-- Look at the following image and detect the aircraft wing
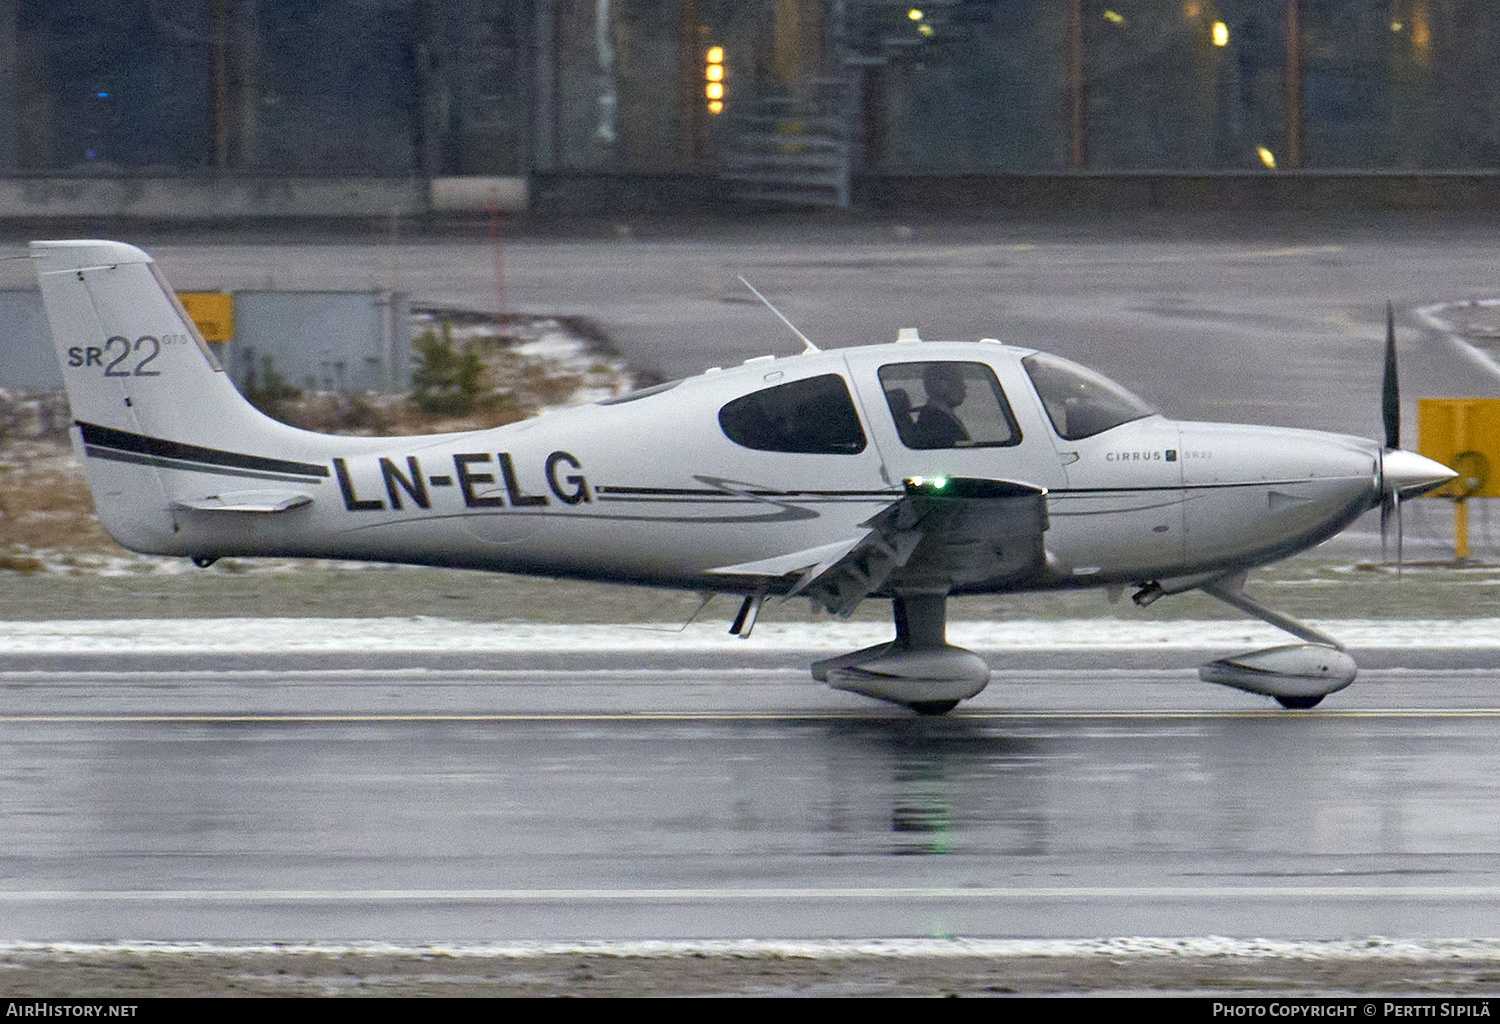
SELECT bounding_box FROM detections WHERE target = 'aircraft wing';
[709,478,1049,616]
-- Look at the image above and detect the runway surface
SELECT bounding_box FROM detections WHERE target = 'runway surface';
[3,220,1500,951]
[6,637,1500,943]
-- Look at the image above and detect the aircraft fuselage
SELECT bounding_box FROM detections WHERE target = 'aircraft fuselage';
[80,340,1382,596]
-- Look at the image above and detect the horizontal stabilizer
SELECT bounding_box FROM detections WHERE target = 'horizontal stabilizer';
[171,492,313,514]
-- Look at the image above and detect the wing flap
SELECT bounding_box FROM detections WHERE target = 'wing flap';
[706,536,866,579]
[710,477,1050,617]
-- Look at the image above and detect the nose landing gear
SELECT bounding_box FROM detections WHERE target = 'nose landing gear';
[1195,573,1357,708]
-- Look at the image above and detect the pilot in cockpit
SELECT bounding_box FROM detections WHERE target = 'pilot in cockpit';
[911,361,970,449]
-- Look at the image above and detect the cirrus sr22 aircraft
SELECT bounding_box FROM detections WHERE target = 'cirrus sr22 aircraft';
[31,240,1457,714]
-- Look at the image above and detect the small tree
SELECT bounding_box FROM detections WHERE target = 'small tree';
[243,354,302,422]
[411,323,487,416]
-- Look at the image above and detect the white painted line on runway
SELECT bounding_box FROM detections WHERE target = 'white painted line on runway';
[4,708,1500,724]
[0,666,1490,683]
[0,665,816,680]
[3,886,1500,902]
[1417,301,1500,382]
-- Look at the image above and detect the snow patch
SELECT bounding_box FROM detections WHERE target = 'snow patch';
[8,937,1500,961]
[0,618,1495,654]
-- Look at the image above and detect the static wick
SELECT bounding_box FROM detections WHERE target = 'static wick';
[738,276,820,354]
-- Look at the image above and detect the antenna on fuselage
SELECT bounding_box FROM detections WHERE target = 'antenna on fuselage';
[738,275,820,354]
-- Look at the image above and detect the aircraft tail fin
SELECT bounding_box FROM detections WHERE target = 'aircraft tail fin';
[30,240,323,554]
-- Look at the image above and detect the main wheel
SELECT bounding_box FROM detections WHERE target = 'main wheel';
[1275,694,1324,710]
[908,700,960,716]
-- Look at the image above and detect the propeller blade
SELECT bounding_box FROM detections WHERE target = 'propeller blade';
[1380,490,1393,563]
[1383,300,1400,450]
[1386,485,1398,575]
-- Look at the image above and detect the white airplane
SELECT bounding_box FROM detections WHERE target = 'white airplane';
[30,239,1456,714]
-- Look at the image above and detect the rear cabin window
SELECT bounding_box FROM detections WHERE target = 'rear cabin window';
[718,374,867,454]
[878,361,1022,450]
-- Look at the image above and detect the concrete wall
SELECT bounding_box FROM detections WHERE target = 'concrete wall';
[222,291,410,395]
[0,289,410,394]
[856,171,1500,214]
[429,176,529,213]
[0,176,530,222]
[0,290,57,388]
[525,170,1500,216]
[2,170,1500,224]
[0,177,429,221]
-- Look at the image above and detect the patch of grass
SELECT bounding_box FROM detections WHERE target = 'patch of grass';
[0,442,116,556]
[0,552,43,574]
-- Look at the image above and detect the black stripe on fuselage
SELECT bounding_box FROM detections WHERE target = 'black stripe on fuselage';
[596,496,884,505]
[82,446,327,485]
[591,491,894,503]
[1055,479,1362,493]
[76,421,330,480]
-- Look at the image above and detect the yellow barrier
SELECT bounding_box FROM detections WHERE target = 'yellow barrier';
[1417,398,1500,561]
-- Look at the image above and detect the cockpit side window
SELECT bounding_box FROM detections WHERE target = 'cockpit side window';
[1022,352,1155,441]
[718,373,867,454]
[878,361,1021,450]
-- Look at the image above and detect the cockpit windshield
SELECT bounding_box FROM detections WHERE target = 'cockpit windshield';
[1022,352,1155,441]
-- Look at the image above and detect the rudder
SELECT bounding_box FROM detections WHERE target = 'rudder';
[31,240,314,554]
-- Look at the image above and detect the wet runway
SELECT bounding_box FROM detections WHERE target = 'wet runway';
[6,649,1500,942]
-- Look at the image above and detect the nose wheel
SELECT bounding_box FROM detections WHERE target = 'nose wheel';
[1275,694,1325,710]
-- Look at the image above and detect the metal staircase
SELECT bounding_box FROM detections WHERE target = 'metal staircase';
[721,81,853,208]
[718,0,969,209]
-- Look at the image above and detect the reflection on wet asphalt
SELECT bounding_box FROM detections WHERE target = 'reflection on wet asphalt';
[7,669,1500,940]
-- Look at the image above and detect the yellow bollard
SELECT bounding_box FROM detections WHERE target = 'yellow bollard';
[1418,400,1499,567]
[1455,497,1470,564]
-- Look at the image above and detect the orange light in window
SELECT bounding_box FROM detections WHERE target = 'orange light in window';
[1411,10,1431,51]
[705,46,726,112]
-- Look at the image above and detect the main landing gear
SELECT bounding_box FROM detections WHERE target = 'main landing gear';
[808,571,1358,714]
[811,590,988,715]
